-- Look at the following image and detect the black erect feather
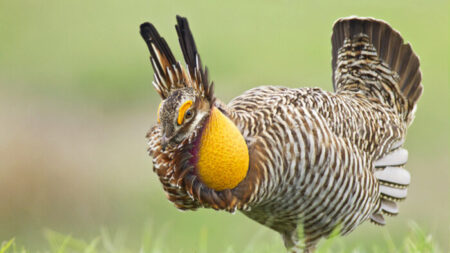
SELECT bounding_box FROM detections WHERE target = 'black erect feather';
[175,15,200,76]
[140,22,177,75]
[141,22,190,99]
[140,16,214,101]
[175,15,213,101]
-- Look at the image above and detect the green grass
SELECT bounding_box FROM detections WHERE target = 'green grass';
[1,224,441,253]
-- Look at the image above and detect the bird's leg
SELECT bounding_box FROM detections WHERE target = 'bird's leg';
[282,229,309,253]
[283,227,320,253]
[286,243,316,253]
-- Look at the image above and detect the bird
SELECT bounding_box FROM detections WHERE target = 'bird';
[139,15,422,252]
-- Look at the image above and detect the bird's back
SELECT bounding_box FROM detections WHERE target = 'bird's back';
[227,86,402,247]
[225,17,422,251]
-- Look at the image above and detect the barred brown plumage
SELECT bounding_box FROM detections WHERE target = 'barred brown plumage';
[140,16,422,252]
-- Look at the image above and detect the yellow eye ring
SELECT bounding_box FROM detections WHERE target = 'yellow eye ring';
[177,100,193,125]
[157,101,163,123]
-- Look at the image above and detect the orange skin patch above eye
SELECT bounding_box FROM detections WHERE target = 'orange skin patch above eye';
[177,100,193,125]
[157,101,163,123]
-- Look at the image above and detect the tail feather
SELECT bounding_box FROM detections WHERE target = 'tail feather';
[374,166,411,186]
[370,147,411,224]
[370,213,386,225]
[331,17,423,124]
[373,148,408,167]
[380,199,399,216]
[379,185,408,200]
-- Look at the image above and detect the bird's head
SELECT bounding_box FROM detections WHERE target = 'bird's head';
[142,16,249,193]
[157,87,210,149]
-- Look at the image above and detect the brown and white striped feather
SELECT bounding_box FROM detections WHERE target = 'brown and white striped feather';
[144,16,422,252]
[225,86,405,247]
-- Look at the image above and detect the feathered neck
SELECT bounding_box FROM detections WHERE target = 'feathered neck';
[162,104,250,212]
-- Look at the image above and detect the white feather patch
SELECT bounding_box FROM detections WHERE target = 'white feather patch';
[381,199,399,214]
[374,148,408,167]
[374,166,411,186]
[370,213,386,225]
[380,185,408,199]
[391,139,405,149]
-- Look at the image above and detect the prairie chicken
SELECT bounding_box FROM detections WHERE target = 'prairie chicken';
[140,16,422,252]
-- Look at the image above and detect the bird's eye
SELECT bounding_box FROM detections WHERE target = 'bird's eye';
[185,109,193,119]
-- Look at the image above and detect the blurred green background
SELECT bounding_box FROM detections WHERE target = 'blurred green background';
[0,0,448,252]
